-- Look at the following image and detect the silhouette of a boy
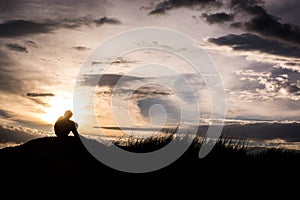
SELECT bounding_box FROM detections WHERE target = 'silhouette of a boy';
[54,110,79,139]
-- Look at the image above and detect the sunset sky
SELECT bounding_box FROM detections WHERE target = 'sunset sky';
[0,0,300,148]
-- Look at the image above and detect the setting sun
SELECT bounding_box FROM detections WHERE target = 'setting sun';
[41,96,73,124]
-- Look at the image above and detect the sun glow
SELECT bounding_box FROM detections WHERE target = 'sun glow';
[41,96,73,124]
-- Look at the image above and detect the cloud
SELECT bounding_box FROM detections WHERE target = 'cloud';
[229,0,300,45]
[0,110,11,119]
[0,124,50,147]
[232,69,300,101]
[0,18,92,38]
[133,86,172,97]
[287,84,300,94]
[82,73,206,93]
[0,16,122,38]
[225,1,300,45]
[98,86,173,99]
[137,97,180,124]
[149,0,300,46]
[92,76,180,127]
[91,61,105,66]
[0,49,12,68]
[0,49,24,93]
[208,33,300,58]
[202,12,234,24]
[90,74,184,127]
[60,16,122,28]
[197,122,300,142]
[245,15,300,46]
[86,73,208,127]
[6,43,28,53]
[148,1,172,15]
[264,0,300,26]
[0,20,56,38]
[111,57,138,65]
[59,16,94,29]
[0,0,107,21]
[80,74,143,87]
[205,33,300,72]
[149,0,221,15]
[72,46,90,51]
[94,17,122,25]
[25,40,38,48]
[26,93,55,97]
[0,46,56,97]
[91,57,138,66]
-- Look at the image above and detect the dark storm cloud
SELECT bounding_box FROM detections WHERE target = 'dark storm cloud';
[6,43,28,53]
[230,22,243,28]
[244,14,300,45]
[150,0,300,45]
[202,12,234,24]
[26,93,55,97]
[0,20,56,38]
[230,0,300,45]
[94,17,122,25]
[0,16,122,38]
[208,33,300,58]
[265,0,300,26]
[149,0,221,15]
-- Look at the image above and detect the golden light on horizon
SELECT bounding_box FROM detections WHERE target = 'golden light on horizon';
[41,95,73,124]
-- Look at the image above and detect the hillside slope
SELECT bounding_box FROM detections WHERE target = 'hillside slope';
[1,136,300,183]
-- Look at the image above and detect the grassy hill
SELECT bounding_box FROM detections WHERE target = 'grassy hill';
[1,135,299,180]
[1,135,300,196]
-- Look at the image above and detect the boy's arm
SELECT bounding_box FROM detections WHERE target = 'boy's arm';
[72,122,80,138]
